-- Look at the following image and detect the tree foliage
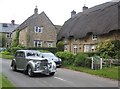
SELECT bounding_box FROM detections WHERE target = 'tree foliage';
[56,41,64,52]
[12,30,20,47]
[96,39,120,59]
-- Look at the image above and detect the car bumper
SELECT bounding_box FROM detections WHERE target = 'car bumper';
[55,61,62,67]
[33,69,56,73]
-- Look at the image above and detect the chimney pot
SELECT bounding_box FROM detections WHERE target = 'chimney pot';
[71,10,76,18]
[83,5,88,12]
[11,20,15,25]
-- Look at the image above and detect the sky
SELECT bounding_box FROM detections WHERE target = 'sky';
[0,0,118,25]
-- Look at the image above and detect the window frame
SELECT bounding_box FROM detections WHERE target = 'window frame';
[92,35,98,40]
[6,33,12,38]
[34,26,43,33]
[34,40,42,47]
[47,42,53,47]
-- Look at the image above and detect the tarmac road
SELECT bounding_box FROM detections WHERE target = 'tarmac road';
[1,58,118,88]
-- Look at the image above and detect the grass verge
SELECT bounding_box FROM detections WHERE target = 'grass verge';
[0,54,14,60]
[0,73,15,88]
[64,65,119,80]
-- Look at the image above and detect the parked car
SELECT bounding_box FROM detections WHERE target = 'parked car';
[11,50,57,77]
[40,52,62,67]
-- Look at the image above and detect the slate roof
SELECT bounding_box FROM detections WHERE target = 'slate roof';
[58,1,120,40]
[0,23,19,33]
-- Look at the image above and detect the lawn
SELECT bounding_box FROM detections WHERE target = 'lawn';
[0,53,14,60]
[0,73,14,88]
[64,65,119,80]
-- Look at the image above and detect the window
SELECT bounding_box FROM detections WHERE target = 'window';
[34,40,42,47]
[84,45,91,52]
[64,44,68,51]
[34,26,43,33]
[91,45,96,52]
[73,45,77,54]
[15,52,25,58]
[47,42,53,47]
[2,23,8,27]
[6,33,12,38]
[92,35,98,40]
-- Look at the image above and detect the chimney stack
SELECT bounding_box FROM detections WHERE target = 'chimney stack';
[34,6,38,14]
[11,20,15,25]
[83,5,88,12]
[71,10,76,18]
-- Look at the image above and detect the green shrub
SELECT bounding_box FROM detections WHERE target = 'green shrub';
[84,52,99,57]
[74,53,87,67]
[55,52,64,58]
[1,51,11,55]
[84,57,92,68]
[56,41,64,52]
[8,47,23,54]
[39,50,50,52]
[56,52,75,65]
[27,47,57,54]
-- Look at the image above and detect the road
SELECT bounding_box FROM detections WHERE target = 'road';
[1,58,118,87]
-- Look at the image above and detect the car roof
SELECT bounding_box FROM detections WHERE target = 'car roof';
[16,50,40,53]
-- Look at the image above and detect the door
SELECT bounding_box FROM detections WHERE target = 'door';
[15,51,26,69]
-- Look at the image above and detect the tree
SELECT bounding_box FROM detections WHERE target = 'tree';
[96,39,115,59]
[56,41,64,52]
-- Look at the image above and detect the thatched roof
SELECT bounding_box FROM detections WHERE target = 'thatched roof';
[58,1,120,40]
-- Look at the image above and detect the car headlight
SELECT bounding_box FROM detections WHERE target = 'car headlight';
[58,58,62,61]
[35,62,40,70]
[48,62,52,68]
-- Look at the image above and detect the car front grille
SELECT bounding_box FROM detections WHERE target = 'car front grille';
[39,59,48,70]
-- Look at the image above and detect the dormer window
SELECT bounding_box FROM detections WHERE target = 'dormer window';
[2,23,8,27]
[92,35,98,40]
[34,26,43,33]
[6,33,12,38]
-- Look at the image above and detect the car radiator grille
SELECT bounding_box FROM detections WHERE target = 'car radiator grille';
[40,59,48,70]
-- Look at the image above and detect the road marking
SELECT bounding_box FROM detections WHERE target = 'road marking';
[54,77,66,82]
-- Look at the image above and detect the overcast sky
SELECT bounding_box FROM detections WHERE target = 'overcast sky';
[0,0,118,25]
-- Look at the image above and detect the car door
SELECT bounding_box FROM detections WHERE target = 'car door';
[15,51,26,69]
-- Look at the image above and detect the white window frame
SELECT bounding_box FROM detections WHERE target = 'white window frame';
[84,45,90,52]
[6,33,12,38]
[73,45,77,54]
[92,35,98,40]
[34,26,43,33]
[47,42,53,47]
[64,44,68,51]
[34,40,42,47]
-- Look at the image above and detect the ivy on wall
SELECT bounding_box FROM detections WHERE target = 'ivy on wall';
[0,33,6,47]
[12,29,20,47]
[26,32,30,47]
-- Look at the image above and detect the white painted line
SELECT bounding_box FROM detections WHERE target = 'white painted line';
[54,77,66,82]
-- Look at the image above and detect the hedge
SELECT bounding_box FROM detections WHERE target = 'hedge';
[56,52,75,65]
[26,47,57,54]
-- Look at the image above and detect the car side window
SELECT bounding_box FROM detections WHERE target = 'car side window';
[15,52,25,58]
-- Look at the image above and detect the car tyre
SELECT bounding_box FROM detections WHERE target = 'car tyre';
[11,62,16,71]
[28,66,34,77]
[49,72,55,76]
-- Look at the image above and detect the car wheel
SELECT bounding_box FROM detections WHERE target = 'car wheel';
[11,62,16,71]
[27,66,34,77]
[49,72,55,76]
